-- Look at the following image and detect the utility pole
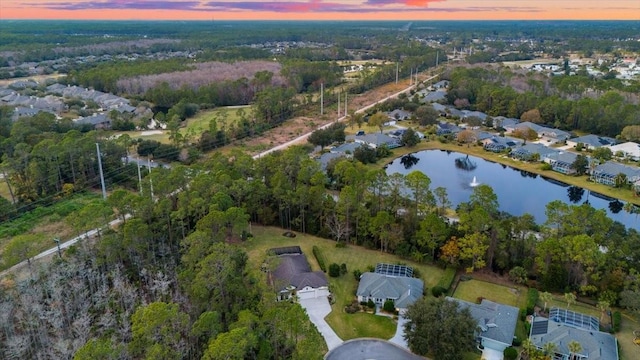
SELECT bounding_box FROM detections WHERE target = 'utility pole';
[53,237,61,258]
[436,51,439,67]
[95,143,107,200]
[409,68,413,85]
[137,163,143,195]
[395,62,399,84]
[148,158,154,200]
[344,92,347,117]
[337,90,340,118]
[320,82,324,116]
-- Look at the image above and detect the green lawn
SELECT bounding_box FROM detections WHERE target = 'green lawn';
[453,279,527,308]
[182,106,251,136]
[240,226,446,340]
[325,311,396,340]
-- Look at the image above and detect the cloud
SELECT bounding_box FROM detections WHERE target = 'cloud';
[32,0,201,11]
[27,0,540,14]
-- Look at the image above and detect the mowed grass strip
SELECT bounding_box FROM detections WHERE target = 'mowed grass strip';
[241,226,445,340]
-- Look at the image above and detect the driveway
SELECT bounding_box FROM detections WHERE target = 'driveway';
[298,296,343,350]
[388,314,409,349]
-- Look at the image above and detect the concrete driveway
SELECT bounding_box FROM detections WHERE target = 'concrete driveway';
[388,314,409,349]
[298,296,343,350]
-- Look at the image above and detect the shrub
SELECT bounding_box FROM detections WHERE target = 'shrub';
[512,336,522,347]
[312,246,327,272]
[345,300,361,314]
[476,296,485,304]
[340,263,347,275]
[526,288,539,315]
[431,286,447,297]
[519,308,527,321]
[367,299,375,309]
[540,163,552,171]
[504,347,518,360]
[335,242,346,248]
[383,300,395,313]
[353,269,362,280]
[612,311,621,332]
[329,263,341,277]
[436,267,457,291]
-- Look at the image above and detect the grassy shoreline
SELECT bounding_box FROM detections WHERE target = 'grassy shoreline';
[383,139,640,206]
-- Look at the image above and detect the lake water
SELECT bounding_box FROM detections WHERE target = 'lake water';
[385,150,639,231]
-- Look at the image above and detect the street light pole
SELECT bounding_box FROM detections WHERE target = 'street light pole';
[53,237,62,258]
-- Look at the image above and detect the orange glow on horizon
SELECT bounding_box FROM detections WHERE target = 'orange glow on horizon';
[2,8,640,21]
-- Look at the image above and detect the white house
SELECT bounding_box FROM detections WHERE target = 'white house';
[606,141,640,161]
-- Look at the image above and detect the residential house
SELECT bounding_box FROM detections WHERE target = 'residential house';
[388,128,425,140]
[529,308,618,360]
[74,113,111,129]
[493,116,519,130]
[436,122,462,136]
[318,152,346,171]
[387,109,412,121]
[606,141,640,161]
[482,136,521,153]
[419,90,447,103]
[543,151,580,175]
[511,143,559,161]
[449,298,519,360]
[11,106,56,121]
[430,80,450,90]
[268,246,329,301]
[566,135,617,150]
[356,263,423,313]
[462,110,488,122]
[507,122,570,144]
[331,142,362,155]
[353,133,401,149]
[590,162,640,186]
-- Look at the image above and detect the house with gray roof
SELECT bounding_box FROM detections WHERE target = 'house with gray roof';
[387,109,412,121]
[449,298,519,359]
[493,116,519,130]
[529,309,619,360]
[511,143,559,161]
[590,161,640,186]
[11,106,56,121]
[318,151,347,171]
[74,113,111,129]
[507,122,570,144]
[352,133,401,149]
[356,269,423,313]
[419,90,447,103]
[566,135,617,150]
[482,136,522,153]
[543,151,580,175]
[268,247,329,301]
[430,80,450,90]
[436,121,462,136]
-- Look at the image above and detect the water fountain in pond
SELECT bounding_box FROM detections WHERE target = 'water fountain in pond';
[470,176,480,187]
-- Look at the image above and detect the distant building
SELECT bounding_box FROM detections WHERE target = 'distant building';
[606,142,640,161]
[566,135,617,150]
[268,246,329,301]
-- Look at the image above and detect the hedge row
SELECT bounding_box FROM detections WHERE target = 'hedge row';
[612,311,621,333]
[312,246,327,272]
[436,267,457,291]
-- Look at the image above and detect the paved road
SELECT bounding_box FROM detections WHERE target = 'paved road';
[0,215,131,278]
[299,297,343,350]
[324,338,425,360]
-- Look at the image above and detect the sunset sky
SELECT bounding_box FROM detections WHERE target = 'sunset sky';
[1,0,638,21]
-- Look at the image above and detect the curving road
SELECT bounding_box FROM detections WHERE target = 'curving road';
[1,74,439,278]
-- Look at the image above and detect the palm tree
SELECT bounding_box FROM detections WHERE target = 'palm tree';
[596,300,610,322]
[540,291,553,313]
[564,292,576,309]
[567,340,582,360]
[542,342,557,359]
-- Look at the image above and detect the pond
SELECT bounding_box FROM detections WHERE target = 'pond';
[385,150,639,231]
